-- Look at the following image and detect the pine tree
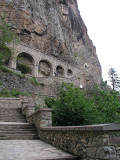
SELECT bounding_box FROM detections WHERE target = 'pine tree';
[108,67,120,90]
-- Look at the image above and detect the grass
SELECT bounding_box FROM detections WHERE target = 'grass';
[0,65,40,86]
[0,88,31,97]
[31,77,39,86]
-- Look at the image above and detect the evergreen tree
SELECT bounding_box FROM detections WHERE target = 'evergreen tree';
[108,67,120,90]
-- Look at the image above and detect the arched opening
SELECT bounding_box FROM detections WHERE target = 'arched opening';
[67,69,73,76]
[16,52,34,75]
[56,66,64,76]
[39,60,52,76]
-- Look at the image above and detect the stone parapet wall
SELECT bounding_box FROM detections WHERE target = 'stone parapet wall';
[27,108,52,128]
[0,98,20,108]
[36,76,72,86]
[38,124,120,160]
[19,95,53,107]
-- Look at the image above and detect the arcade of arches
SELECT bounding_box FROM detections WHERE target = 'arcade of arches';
[15,52,71,77]
[8,43,82,82]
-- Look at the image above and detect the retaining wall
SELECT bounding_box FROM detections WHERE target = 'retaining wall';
[0,97,20,108]
[38,124,120,160]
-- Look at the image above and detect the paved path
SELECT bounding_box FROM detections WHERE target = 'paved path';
[0,140,75,160]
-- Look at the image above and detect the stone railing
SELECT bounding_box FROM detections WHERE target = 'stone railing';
[38,124,120,160]
[22,103,52,128]
[0,97,20,108]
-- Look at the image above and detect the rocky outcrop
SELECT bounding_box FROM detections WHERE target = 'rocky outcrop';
[0,0,102,85]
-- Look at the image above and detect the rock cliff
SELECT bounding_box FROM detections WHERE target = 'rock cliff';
[0,0,102,85]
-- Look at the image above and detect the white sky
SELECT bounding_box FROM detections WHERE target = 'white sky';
[78,0,120,81]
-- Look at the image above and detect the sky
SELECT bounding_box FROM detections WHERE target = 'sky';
[77,0,120,82]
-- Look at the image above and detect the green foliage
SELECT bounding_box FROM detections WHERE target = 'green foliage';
[0,65,14,74]
[0,14,19,64]
[0,81,2,86]
[0,65,27,79]
[74,53,78,57]
[45,83,120,126]
[0,45,12,65]
[35,105,43,111]
[45,83,95,126]
[90,87,120,123]
[0,88,30,97]
[17,64,32,74]
[31,77,39,86]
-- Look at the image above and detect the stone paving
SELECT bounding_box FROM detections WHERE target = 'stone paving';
[0,140,75,160]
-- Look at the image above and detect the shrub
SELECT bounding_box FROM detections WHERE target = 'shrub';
[45,83,120,126]
[0,88,30,97]
[31,77,39,86]
[45,83,95,126]
[17,64,32,74]
[90,87,120,124]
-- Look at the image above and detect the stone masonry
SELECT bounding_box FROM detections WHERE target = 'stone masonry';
[38,124,120,160]
[21,103,120,160]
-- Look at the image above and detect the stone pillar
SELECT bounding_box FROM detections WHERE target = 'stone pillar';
[8,55,16,69]
[21,101,29,115]
[52,64,56,76]
[40,108,52,127]
[34,62,39,77]
[27,108,52,128]
[22,104,35,117]
[64,69,68,77]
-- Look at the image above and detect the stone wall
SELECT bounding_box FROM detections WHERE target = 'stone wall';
[19,95,53,107]
[0,97,20,108]
[0,70,54,96]
[36,76,72,86]
[21,103,52,128]
[38,124,120,160]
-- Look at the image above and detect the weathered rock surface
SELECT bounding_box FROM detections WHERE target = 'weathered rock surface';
[0,0,102,85]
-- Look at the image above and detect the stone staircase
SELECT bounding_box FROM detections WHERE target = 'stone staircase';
[0,106,77,160]
[0,108,38,140]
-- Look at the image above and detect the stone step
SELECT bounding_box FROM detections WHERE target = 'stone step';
[0,122,35,126]
[0,117,26,122]
[0,126,36,130]
[0,108,22,114]
[35,158,78,160]
[0,130,37,134]
[0,114,26,117]
[0,119,26,122]
[0,124,36,130]
[0,134,38,140]
[0,128,36,131]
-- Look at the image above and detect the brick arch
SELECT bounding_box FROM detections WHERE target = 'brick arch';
[16,52,35,75]
[38,59,53,77]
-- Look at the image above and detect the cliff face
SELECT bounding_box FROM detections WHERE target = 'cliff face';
[0,0,102,85]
